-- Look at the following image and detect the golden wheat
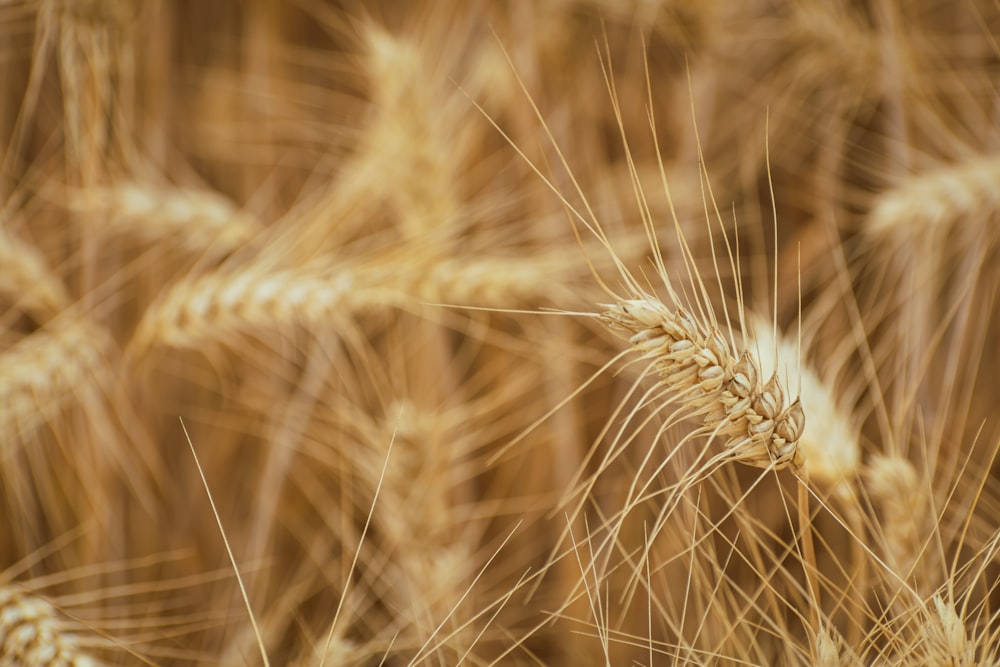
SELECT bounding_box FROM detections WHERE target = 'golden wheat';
[0,227,70,325]
[128,250,583,365]
[4,1,1000,665]
[127,265,375,361]
[0,587,105,667]
[916,595,977,667]
[601,295,805,470]
[868,157,1000,238]
[863,454,933,587]
[65,182,263,256]
[814,627,861,667]
[0,317,115,439]
[750,314,859,485]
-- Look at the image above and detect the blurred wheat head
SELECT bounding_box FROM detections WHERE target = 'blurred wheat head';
[2,1,1000,665]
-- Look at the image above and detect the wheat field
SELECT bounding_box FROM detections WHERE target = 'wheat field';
[2,1,1000,665]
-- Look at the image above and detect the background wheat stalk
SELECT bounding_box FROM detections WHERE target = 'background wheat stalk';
[2,1,1000,665]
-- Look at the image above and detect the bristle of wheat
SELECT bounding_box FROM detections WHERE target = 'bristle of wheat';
[0,587,104,667]
[600,296,804,470]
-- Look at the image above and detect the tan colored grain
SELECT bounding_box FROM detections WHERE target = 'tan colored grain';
[420,254,576,306]
[42,0,134,185]
[126,265,393,362]
[370,403,484,659]
[375,401,453,546]
[0,315,151,562]
[129,251,581,362]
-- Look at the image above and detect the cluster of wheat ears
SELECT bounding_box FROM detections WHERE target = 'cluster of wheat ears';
[2,1,1000,665]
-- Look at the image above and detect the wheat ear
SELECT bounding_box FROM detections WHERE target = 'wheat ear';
[814,626,863,667]
[127,267,371,360]
[66,182,263,255]
[129,252,580,362]
[904,595,986,667]
[749,314,859,485]
[863,454,934,586]
[0,317,115,439]
[600,294,805,470]
[868,156,1000,236]
[360,22,459,241]
[0,587,105,666]
[420,254,578,306]
[0,227,70,324]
